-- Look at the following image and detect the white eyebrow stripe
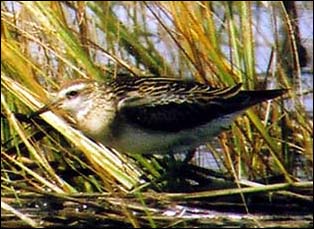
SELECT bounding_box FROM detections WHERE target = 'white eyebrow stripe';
[59,83,88,96]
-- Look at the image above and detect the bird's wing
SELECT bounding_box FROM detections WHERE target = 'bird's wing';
[116,78,243,132]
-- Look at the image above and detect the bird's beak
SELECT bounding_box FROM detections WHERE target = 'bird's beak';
[28,100,60,119]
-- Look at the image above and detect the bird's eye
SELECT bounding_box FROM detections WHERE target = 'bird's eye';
[65,90,79,99]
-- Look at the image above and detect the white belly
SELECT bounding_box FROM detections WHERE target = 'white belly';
[101,113,239,154]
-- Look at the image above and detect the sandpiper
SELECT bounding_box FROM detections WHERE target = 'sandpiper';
[32,76,287,154]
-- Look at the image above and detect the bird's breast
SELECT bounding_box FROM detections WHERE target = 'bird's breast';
[76,108,117,141]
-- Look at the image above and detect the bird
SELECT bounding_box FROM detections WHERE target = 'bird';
[32,76,287,155]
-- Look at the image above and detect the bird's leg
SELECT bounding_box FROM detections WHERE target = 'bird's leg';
[182,149,196,164]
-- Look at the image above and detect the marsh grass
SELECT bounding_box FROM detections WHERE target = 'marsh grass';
[1,1,312,227]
